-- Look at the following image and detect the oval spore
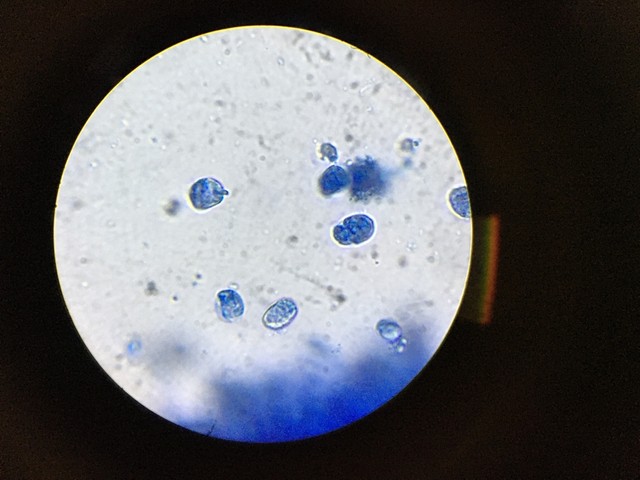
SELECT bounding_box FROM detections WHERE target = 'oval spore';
[262,297,299,330]
[332,213,375,246]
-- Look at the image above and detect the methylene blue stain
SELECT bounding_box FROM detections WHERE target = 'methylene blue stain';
[318,165,350,196]
[262,297,298,330]
[216,289,245,322]
[332,213,375,246]
[448,185,471,219]
[179,326,428,442]
[319,142,339,162]
[189,177,229,210]
[347,156,387,202]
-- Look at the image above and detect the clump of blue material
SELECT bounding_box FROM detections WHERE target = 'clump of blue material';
[262,297,298,330]
[347,156,387,202]
[376,319,407,353]
[332,213,375,246]
[319,142,339,162]
[216,289,245,322]
[319,165,350,196]
[448,186,471,219]
[189,177,229,210]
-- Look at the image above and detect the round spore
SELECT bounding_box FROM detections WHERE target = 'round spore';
[448,186,470,219]
[332,213,375,246]
[318,165,350,196]
[189,177,229,210]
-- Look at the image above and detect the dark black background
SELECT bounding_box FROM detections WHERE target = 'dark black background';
[1,1,638,478]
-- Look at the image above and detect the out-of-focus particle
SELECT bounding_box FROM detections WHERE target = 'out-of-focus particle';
[318,142,339,162]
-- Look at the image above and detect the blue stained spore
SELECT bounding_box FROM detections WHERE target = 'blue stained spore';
[332,213,375,246]
[262,297,298,330]
[216,289,245,322]
[448,186,471,219]
[347,156,387,202]
[189,177,229,210]
[376,319,407,353]
[319,165,350,195]
[319,142,339,162]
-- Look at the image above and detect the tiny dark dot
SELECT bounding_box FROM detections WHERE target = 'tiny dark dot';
[287,235,299,244]
[345,134,354,142]
[398,256,408,267]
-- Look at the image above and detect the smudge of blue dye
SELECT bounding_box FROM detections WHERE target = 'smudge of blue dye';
[262,297,298,330]
[215,289,245,322]
[189,177,229,210]
[127,339,142,356]
[376,319,408,353]
[332,213,375,246]
[318,165,350,196]
[318,142,339,162]
[448,185,471,219]
[176,325,428,442]
[347,156,388,202]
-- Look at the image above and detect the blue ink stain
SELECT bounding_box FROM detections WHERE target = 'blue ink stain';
[262,297,298,330]
[189,177,229,210]
[448,186,471,219]
[346,156,387,202]
[318,165,350,196]
[332,213,375,246]
[318,142,339,162]
[216,289,245,322]
[376,319,407,353]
